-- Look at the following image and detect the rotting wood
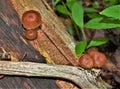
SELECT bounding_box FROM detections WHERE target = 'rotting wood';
[10,0,79,66]
[0,0,45,63]
[0,0,59,88]
[0,61,109,89]
[0,1,71,89]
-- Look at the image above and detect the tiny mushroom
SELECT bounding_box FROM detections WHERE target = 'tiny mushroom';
[22,10,42,30]
[79,54,94,69]
[79,47,107,69]
[87,47,98,54]
[89,51,107,68]
[24,29,38,40]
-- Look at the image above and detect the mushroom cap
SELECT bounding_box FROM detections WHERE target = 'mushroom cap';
[24,29,38,40]
[79,54,94,69]
[87,47,98,54]
[89,51,107,68]
[22,10,42,29]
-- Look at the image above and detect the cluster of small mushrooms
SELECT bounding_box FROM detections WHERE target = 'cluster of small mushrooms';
[21,10,107,70]
[79,47,107,69]
[22,10,42,40]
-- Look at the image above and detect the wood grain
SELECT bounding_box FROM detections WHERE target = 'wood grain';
[0,0,59,89]
[0,61,108,89]
[10,0,79,66]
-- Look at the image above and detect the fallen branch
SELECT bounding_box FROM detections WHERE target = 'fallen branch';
[0,61,108,89]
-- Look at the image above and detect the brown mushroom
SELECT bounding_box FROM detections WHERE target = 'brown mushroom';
[87,47,98,54]
[24,29,38,40]
[79,54,94,69]
[89,51,107,68]
[22,10,42,30]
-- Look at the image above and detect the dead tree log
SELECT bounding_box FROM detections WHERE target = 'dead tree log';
[10,0,79,66]
[0,0,59,89]
[0,0,45,62]
[0,61,109,89]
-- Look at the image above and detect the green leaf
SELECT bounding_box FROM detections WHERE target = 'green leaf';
[55,5,69,15]
[75,41,87,56]
[72,2,84,28]
[66,0,77,11]
[87,37,109,48]
[84,17,120,29]
[100,5,120,20]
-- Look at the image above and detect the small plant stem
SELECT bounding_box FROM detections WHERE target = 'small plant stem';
[61,1,71,16]
[61,1,81,40]
[61,1,86,41]
[80,27,87,41]
[73,23,81,40]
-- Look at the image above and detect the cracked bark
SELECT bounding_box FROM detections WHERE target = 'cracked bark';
[0,61,108,89]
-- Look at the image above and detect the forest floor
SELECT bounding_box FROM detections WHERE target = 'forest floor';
[46,0,120,89]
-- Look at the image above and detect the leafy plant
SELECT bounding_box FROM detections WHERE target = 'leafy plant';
[75,41,87,56]
[87,37,109,48]
[54,0,120,56]
[85,5,120,29]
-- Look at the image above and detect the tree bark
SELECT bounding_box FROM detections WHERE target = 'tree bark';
[0,61,108,89]
[0,0,45,63]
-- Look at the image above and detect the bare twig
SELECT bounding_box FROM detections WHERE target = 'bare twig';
[0,61,108,89]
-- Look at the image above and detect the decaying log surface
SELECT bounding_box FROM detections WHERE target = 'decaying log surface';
[0,0,45,62]
[0,61,109,89]
[10,0,79,66]
[0,76,60,89]
[0,0,59,89]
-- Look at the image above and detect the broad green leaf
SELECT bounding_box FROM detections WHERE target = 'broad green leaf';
[66,0,77,11]
[87,37,109,48]
[75,41,87,56]
[72,2,84,28]
[55,5,69,15]
[100,5,120,20]
[84,17,120,29]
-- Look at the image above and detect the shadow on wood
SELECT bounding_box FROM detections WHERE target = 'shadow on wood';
[0,0,59,89]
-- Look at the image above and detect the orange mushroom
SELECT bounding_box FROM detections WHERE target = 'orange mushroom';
[24,29,38,40]
[22,10,42,30]
[87,47,98,54]
[79,54,94,69]
[89,51,107,68]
